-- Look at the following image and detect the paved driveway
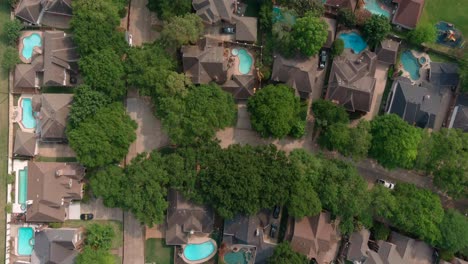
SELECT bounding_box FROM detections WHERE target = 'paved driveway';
[363,63,388,120]
[80,198,123,221]
[128,0,158,46]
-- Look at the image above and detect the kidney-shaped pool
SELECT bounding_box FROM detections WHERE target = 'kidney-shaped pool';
[183,240,217,262]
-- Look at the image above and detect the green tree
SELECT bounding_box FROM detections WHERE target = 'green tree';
[331,38,345,57]
[2,20,23,46]
[160,83,236,145]
[86,224,115,250]
[159,72,191,98]
[279,0,324,17]
[372,222,390,241]
[370,114,422,169]
[437,209,468,255]
[68,85,110,129]
[272,8,297,57]
[459,53,468,92]
[408,24,437,45]
[79,49,126,99]
[1,47,20,72]
[288,178,321,218]
[362,14,391,48]
[67,103,137,168]
[146,0,191,21]
[347,120,372,160]
[247,84,304,138]
[319,122,350,152]
[312,99,349,130]
[369,185,397,220]
[71,0,125,55]
[292,12,328,57]
[391,183,444,244]
[268,242,308,264]
[259,0,274,31]
[90,166,125,208]
[75,247,114,264]
[160,13,204,48]
[337,8,356,28]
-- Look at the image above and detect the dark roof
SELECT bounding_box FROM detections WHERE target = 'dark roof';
[430,62,459,88]
[26,161,85,222]
[376,39,400,65]
[347,229,370,262]
[389,231,434,264]
[182,38,228,84]
[32,228,83,264]
[271,54,317,98]
[326,50,377,112]
[449,94,468,132]
[192,0,233,24]
[14,131,36,157]
[387,78,445,130]
[33,93,73,141]
[43,31,79,86]
[15,0,42,24]
[324,0,357,10]
[222,74,256,100]
[15,0,73,28]
[392,0,425,29]
[223,210,276,264]
[165,190,214,245]
[14,56,43,91]
[234,16,258,43]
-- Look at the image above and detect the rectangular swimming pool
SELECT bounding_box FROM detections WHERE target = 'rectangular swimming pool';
[19,168,28,205]
[17,227,34,256]
[21,98,36,129]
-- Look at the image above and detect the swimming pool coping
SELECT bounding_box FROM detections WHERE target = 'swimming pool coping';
[17,96,36,133]
[16,227,34,256]
[18,31,43,64]
[398,50,431,85]
[180,238,217,264]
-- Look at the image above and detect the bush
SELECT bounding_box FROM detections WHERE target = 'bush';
[86,224,115,250]
[5,203,12,214]
[49,222,63,228]
[6,173,15,184]
[2,20,23,46]
[407,24,437,45]
[331,39,345,57]
[1,47,20,72]
[372,222,390,241]
[337,8,356,28]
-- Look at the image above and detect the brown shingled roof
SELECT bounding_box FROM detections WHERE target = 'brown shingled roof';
[14,131,37,157]
[33,93,73,142]
[222,74,255,100]
[392,0,425,29]
[376,39,400,65]
[15,0,42,24]
[43,31,79,86]
[234,16,258,43]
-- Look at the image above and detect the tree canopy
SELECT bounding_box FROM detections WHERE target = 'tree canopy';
[146,0,191,21]
[277,0,324,17]
[331,38,345,57]
[337,8,356,28]
[312,99,349,130]
[362,14,391,47]
[2,19,23,46]
[68,85,110,129]
[247,84,305,138]
[437,209,468,255]
[370,114,422,169]
[268,242,308,264]
[75,247,114,264]
[79,49,126,99]
[67,103,137,168]
[160,13,204,48]
[292,12,328,57]
[1,46,20,72]
[85,224,115,251]
[408,24,437,45]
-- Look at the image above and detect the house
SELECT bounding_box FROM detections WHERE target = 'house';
[392,0,425,29]
[223,210,277,264]
[181,38,228,85]
[429,62,459,91]
[192,0,234,25]
[271,54,318,99]
[15,0,73,29]
[323,18,337,49]
[290,212,341,264]
[32,93,73,142]
[326,50,377,113]
[14,31,79,94]
[442,258,468,264]
[324,0,357,15]
[222,74,256,100]
[26,161,85,222]
[32,227,84,264]
[448,94,468,132]
[13,131,37,157]
[346,229,434,264]
[376,39,400,65]
[234,16,258,43]
[165,190,214,246]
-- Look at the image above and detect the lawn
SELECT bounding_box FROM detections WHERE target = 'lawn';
[63,220,124,249]
[0,0,12,263]
[145,238,174,264]
[35,156,78,162]
[419,0,468,37]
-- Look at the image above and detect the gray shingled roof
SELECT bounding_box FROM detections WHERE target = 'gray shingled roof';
[430,62,459,88]
[347,229,370,262]
[449,94,468,132]
[43,31,79,86]
[192,0,233,24]
[234,16,257,43]
[15,0,42,24]
[32,228,83,264]
[376,39,400,65]
[14,130,36,157]
[222,74,255,100]
[33,93,73,141]
[15,0,73,28]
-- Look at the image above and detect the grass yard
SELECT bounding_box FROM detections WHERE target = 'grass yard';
[63,220,124,249]
[419,0,468,37]
[145,238,174,264]
[0,0,12,263]
[35,156,78,162]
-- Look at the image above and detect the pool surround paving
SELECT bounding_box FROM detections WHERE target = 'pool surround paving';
[180,238,217,264]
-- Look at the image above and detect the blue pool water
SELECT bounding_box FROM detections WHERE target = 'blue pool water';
[401,50,421,80]
[21,33,42,60]
[18,227,34,256]
[237,49,253,75]
[21,98,36,129]
[225,252,249,264]
[19,168,28,205]
[339,32,368,54]
[364,0,390,18]
[183,241,216,261]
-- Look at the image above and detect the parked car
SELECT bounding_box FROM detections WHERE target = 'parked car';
[221,27,235,34]
[319,50,328,69]
[270,223,278,238]
[376,179,395,190]
[273,205,280,219]
[80,213,94,221]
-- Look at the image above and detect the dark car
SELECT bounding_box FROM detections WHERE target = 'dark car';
[273,205,280,219]
[319,50,328,69]
[270,223,278,238]
[221,27,235,34]
[80,213,94,221]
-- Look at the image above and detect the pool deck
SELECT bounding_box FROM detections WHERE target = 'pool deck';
[18,31,43,64]
[398,50,431,85]
[179,238,217,264]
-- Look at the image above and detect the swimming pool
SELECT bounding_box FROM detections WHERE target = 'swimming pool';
[17,227,34,256]
[401,50,421,80]
[183,240,216,262]
[224,251,250,264]
[21,33,42,60]
[232,49,253,75]
[19,168,28,206]
[21,98,36,129]
[339,32,367,54]
[364,0,390,18]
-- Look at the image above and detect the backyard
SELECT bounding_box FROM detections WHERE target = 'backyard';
[145,238,173,264]
[419,0,468,37]
[0,0,11,263]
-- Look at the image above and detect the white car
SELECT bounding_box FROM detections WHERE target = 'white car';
[376,179,395,189]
